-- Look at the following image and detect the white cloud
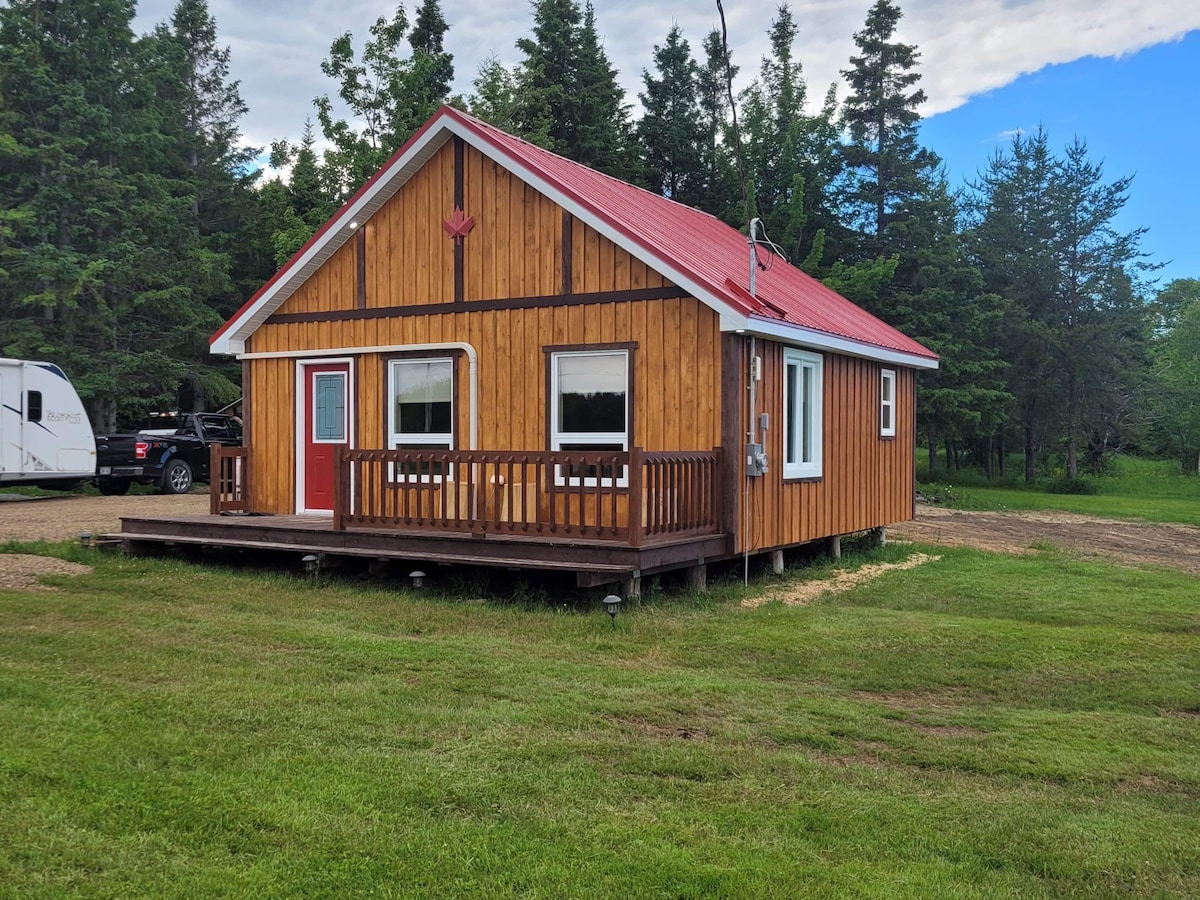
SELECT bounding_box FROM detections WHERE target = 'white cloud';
[130,0,1200,148]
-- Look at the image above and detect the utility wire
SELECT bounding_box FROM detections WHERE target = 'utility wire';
[716,1,752,240]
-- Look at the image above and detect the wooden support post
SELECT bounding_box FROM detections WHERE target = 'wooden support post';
[209,444,221,515]
[332,445,346,531]
[624,574,642,601]
[871,527,887,548]
[771,550,784,575]
[687,561,707,593]
[827,535,842,561]
[628,446,643,548]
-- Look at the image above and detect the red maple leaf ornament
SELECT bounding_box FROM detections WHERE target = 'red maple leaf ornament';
[443,206,475,243]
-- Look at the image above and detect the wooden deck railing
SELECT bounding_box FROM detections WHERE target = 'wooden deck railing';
[209,445,250,514]
[333,447,722,544]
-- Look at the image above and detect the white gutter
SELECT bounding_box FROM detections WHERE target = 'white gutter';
[239,342,480,450]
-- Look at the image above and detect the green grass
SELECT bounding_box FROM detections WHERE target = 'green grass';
[1,543,1198,897]
[921,455,1200,526]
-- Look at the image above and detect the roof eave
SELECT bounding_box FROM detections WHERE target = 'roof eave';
[742,316,940,370]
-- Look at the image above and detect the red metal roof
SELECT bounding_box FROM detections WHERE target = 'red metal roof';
[214,106,936,365]
[451,110,936,363]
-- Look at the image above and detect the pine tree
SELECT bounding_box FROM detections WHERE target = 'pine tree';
[573,2,631,177]
[514,0,583,154]
[694,29,742,223]
[0,0,229,428]
[513,0,630,175]
[636,25,704,202]
[840,0,935,247]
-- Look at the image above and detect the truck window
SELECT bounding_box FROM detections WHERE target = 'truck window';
[27,391,42,422]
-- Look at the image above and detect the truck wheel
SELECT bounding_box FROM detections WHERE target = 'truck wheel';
[161,460,193,495]
[97,480,130,496]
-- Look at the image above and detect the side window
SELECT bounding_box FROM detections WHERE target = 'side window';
[783,349,823,479]
[550,349,629,486]
[26,391,42,423]
[880,369,896,438]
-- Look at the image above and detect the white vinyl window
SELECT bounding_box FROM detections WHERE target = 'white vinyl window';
[880,368,896,437]
[389,358,453,480]
[550,349,629,486]
[783,348,823,479]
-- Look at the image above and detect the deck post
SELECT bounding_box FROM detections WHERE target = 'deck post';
[628,446,644,548]
[826,535,842,561]
[871,527,887,548]
[332,445,346,531]
[771,550,784,575]
[624,573,641,601]
[209,444,221,515]
[686,560,707,593]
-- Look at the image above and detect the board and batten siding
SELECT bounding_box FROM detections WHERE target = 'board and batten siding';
[732,339,916,552]
[245,294,722,513]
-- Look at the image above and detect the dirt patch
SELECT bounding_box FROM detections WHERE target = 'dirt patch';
[607,716,711,741]
[849,688,978,714]
[0,554,92,592]
[890,504,1200,575]
[0,492,208,543]
[743,552,941,608]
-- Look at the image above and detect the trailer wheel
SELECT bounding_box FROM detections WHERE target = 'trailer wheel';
[97,479,130,496]
[161,460,193,495]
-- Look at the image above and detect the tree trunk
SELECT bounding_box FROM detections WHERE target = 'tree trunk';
[1066,438,1078,480]
[927,431,938,472]
[1024,426,1036,483]
[984,434,994,479]
[998,434,1007,477]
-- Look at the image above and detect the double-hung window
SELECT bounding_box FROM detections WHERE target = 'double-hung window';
[389,358,453,480]
[880,369,896,438]
[783,348,823,479]
[550,349,629,486]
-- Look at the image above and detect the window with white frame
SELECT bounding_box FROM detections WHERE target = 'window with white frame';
[550,349,629,485]
[880,368,896,437]
[389,358,453,479]
[783,348,823,479]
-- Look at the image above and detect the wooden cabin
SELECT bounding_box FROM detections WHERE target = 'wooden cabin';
[119,107,937,593]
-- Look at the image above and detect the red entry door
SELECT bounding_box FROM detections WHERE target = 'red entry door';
[302,363,350,512]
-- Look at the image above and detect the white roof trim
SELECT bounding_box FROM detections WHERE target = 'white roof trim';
[745,316,940,370]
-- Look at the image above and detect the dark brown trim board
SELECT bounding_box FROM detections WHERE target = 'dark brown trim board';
[561,211,573,295]
[355,227,367,309]
[453,136,465,303]
[266,286,691,325]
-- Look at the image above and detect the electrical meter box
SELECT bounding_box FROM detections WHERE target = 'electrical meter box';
[746,442,768,476]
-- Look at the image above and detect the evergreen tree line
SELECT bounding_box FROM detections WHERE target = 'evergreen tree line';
[1,0,1196,475]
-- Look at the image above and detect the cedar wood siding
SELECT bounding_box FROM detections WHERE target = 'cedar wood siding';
[244,143,722,514]
[731,339,916,553]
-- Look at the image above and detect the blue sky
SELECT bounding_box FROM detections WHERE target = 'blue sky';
[921,31,1198,290]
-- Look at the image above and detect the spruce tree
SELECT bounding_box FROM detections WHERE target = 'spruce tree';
[840,0,935,246]
[637,25,704,202]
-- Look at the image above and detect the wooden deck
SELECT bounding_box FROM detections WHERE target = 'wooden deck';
[113,512,732,589]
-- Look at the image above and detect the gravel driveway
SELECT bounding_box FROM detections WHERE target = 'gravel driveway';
[0,492,208,542]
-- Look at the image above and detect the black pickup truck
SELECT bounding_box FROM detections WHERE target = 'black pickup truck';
[95,412,243,495]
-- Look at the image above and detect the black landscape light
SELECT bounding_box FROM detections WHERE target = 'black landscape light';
[302,554,320,577]
[602,594,622,629]
[409,570,426,589]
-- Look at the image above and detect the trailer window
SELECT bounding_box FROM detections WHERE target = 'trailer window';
[27,391,42,423]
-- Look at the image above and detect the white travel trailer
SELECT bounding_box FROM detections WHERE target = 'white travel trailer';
[0,358,96,490]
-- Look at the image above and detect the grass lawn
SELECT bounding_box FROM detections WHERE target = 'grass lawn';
[1,543,1198,897]
[920,456,1200,526]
